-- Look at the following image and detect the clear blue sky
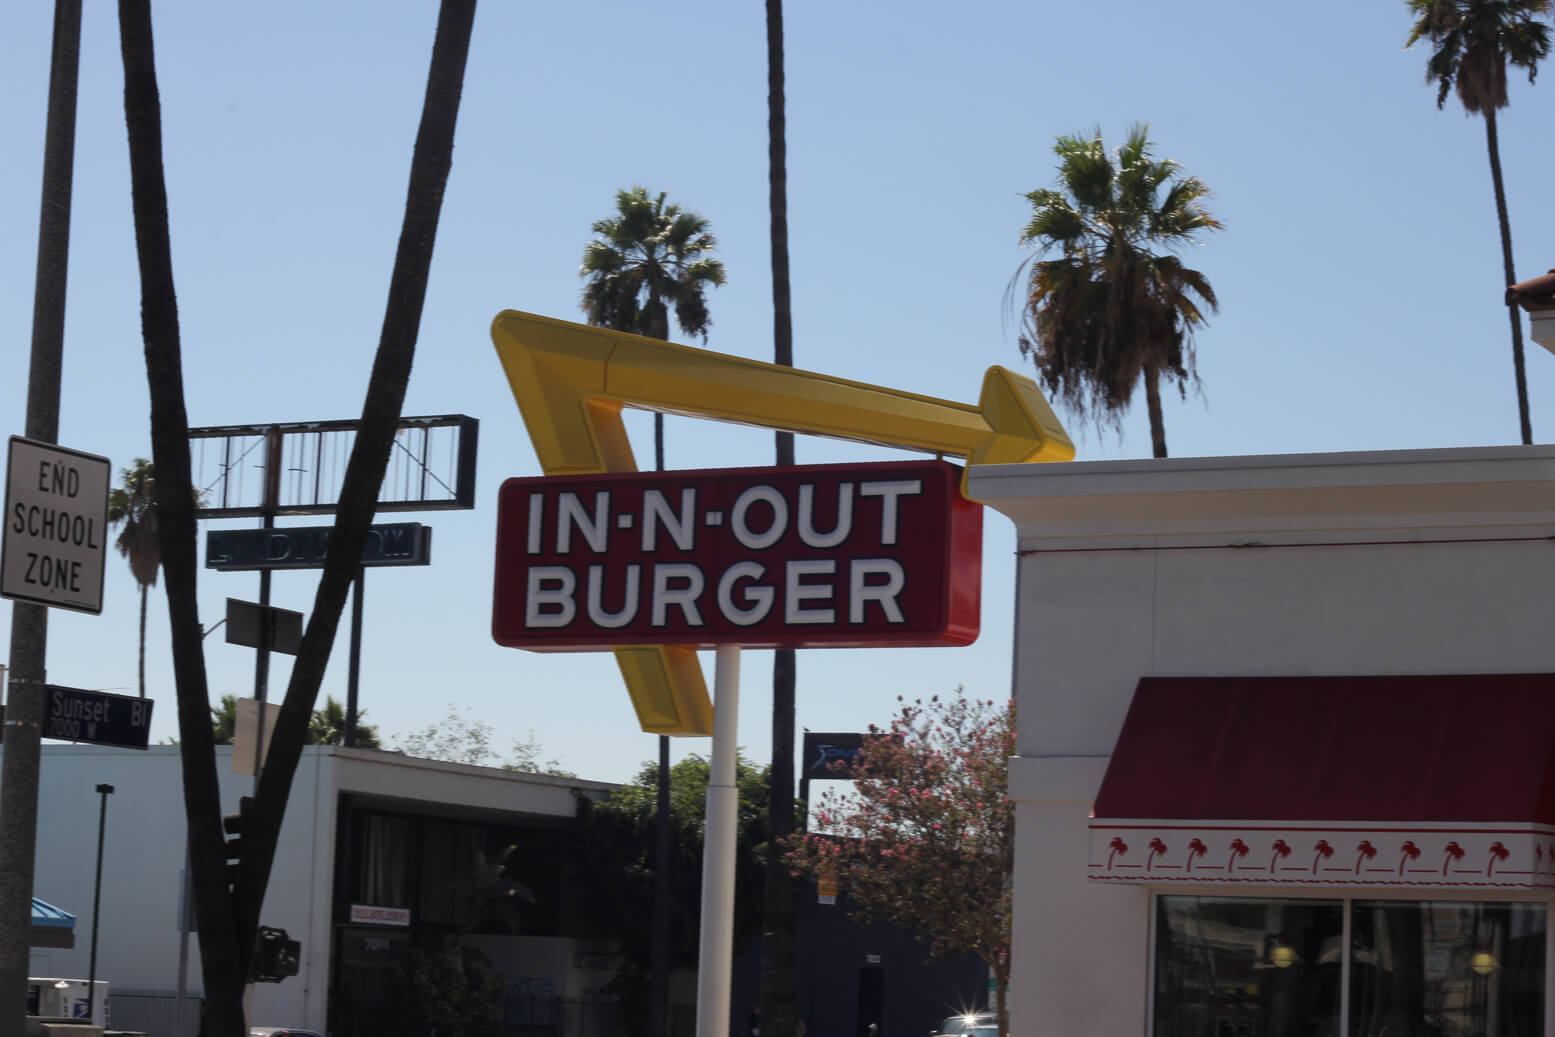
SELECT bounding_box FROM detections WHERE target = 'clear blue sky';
[3,1,1552,784]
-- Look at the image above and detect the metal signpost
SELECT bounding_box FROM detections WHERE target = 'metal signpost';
[488,308,1078,1037]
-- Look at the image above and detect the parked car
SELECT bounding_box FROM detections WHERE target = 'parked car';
[933,1011,997,1037]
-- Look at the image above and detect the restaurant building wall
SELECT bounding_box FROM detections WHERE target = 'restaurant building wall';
[968,445,1555,1035]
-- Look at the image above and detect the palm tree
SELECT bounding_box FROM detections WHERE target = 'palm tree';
[1014,125,1222,458]
[580,187,724,1037]
[108,458,161,699]
[310,695,381,748]
[761,3,802,1035]
[209,692,378,749]
[579,186,726,469]
[1406,0,1550,445]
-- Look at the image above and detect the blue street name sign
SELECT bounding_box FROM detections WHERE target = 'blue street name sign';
[205,522,431,571]
[44,685,153,750]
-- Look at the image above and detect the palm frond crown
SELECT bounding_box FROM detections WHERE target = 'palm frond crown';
[1406,0,1552,113]
[579,186,726,342]
[1014,125,1222,442]
[108,457,162,588]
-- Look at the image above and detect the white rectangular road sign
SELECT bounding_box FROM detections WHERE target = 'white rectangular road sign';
[2,436,111,614]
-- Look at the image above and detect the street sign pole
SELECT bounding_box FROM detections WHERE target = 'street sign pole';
[345,567,364,748]
[252,427,281,791]
[0,2,82,1030]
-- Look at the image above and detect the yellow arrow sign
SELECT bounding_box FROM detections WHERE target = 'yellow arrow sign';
[490,310,1074,735]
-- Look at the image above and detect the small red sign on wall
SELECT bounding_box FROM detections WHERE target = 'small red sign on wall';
[492,460,981,650]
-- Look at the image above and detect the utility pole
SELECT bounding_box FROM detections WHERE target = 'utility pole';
[0,1,82,1030]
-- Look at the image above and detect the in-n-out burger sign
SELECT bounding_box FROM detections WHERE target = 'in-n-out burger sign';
[492,460,981,649]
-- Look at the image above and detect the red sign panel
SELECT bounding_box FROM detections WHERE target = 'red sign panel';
[492,460,981,650]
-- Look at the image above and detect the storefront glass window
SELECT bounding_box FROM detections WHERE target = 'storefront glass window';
[1155,897,1547,1037]
[1155,896,1343,1036]
[357,813,412,907]
[1350,900,1545,1037]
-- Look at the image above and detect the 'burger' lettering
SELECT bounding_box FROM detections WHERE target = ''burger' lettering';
[493,460,981,649]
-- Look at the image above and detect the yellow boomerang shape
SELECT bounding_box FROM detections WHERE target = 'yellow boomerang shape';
[490,309,1074,735]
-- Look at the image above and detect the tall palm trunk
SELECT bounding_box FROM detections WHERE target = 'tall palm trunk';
[1143,366,1168,458]
[240,0,477,982]
[138,584,148,697]
[117,3,245,1031]
[1483,108,1533,445]
[761,0,799,1034]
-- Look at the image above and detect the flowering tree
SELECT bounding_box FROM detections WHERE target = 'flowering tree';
[785,693,1015,1037]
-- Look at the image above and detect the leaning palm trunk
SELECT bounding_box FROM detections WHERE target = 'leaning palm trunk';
[239,0,477,983]
[118,2,477,1031]
[761,0,800,1033]
[117,2,244,1029]
[1483,109,1533,445]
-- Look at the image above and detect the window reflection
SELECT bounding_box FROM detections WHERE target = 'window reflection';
[1155,896,1343,1036]
[1349,901,1545,1037]
[1153,898,1547,1037]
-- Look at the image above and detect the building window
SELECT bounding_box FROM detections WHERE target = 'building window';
[1154,895,1546,1036]
[357,813,413,908]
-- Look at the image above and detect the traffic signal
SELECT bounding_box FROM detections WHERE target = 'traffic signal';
[253,925,301,982]
[223,796,253,893]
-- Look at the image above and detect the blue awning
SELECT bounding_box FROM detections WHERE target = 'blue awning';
[31,898,75,948]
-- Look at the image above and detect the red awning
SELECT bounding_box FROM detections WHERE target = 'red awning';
[1088,674,1555,889]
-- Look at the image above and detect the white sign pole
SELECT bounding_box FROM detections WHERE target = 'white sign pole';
[694,645,741,1037]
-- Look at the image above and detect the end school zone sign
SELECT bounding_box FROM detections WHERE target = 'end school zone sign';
[2,437,110,615]
[492,460,982,650]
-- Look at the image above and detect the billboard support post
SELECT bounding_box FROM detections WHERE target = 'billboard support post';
[695,645,741,1037]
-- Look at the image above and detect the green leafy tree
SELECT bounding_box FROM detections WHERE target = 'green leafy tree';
[1407,0,1550,445]
[786,694,1016,1037]
[391,703,568,774]
[116,2,477,1031]
[1014,125,1222,459]
[571,754,770,1037]
[396,946,505,1037]
[210,694,237,745]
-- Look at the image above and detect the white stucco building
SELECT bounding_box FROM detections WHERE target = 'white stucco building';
[971,445,1555,1036]
[15,743,618,1034]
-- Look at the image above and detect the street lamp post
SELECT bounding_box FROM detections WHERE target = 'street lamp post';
[87,782,113,1026]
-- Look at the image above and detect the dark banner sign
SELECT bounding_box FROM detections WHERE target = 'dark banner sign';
[803,732,867,779]
[492,460,981,650]
[44,685,153,750]
[206,522,431,571]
